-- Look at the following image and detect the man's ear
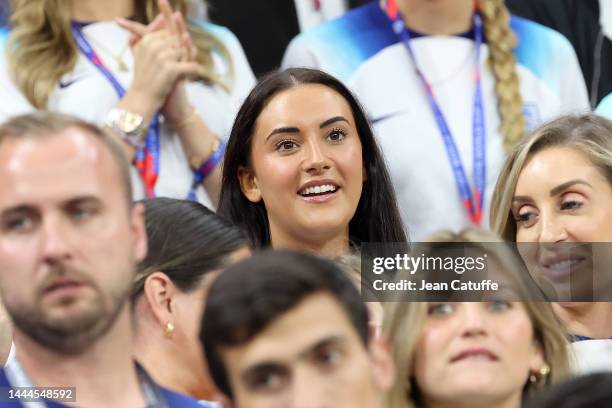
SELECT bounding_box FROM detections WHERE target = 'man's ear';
[142,272,178,327]
[369,334,396,391]
[130,203,148,263]
[237,166,262,203]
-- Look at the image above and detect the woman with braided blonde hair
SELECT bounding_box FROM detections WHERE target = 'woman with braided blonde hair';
[0,0,255,207]
[282,0,589,240]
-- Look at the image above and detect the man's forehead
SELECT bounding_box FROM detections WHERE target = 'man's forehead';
[0,129,117,208]
[226,293,362,371]
[0,128,104,165]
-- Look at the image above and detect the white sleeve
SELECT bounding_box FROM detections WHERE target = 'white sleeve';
[0,43,36,123]
[281,35,323,69]
[596,93,612,118]
[558,41,591,113]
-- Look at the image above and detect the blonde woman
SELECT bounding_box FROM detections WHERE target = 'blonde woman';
[0,0,255,207]
[282,0,589,240]
[490,113,612,373]
[383,230,570,408]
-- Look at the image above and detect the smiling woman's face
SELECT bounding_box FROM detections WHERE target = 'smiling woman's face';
[511,146,612,299]
[512,146,612,244]
[238,84,364,249]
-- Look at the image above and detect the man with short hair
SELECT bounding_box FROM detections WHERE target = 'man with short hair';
[0,112,202,407]
[200,250,395,408]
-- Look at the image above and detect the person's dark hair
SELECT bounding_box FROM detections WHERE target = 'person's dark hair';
[218,67,408,248]
[200,249,370,399]
[132,197,248,299]
[525,372,612,408]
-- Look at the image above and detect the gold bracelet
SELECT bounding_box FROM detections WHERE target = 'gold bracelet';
[171,106,198,130]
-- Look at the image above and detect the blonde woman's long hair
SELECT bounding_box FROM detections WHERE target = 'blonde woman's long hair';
[490,114,612,241]
[383,229,571,408]
[7,0,233,109]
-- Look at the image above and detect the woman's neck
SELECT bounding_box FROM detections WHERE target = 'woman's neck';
[554,302,612,339]
[397,0,474,35]
[71,0,134,21]
[270,225,351,258]
[133,307,216,401]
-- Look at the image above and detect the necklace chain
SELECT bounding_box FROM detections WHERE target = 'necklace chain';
[83,32,130,72]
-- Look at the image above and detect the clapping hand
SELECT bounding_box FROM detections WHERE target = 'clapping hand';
[117,0,199,124]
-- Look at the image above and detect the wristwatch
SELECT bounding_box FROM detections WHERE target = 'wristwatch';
[106,108,148,148]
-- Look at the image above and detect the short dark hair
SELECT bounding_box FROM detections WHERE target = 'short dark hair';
[218,67,408,247]
[132,197,249,298]
[525,372,612,408]
[0,111,133,205]
[200,249,370,399]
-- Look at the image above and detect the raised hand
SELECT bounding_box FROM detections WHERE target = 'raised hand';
[117,0,199,124]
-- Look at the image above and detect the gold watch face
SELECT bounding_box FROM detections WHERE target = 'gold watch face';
[121,111,143,133]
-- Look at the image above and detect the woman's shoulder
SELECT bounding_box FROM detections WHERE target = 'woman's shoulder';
[510,15,577,71]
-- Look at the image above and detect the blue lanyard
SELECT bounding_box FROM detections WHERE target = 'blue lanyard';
[71,23,201,201]
[385,3,486,225]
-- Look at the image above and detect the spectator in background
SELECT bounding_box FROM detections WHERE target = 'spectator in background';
[506,0,612,108]
[490,114,612,373]
[383,230,570,408]
[0,112,202,407]
[200,250,395,408]
[132,198,250,403]
[283,0,589,240]
[218,68,407,257]
[0,0,255,207]
[207,0,369,75]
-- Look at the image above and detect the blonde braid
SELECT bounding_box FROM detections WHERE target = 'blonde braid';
[478,0,526,150]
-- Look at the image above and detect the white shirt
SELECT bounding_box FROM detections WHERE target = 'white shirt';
[570,339,612,374]
[0,21,255,208]
[283,3,590,240]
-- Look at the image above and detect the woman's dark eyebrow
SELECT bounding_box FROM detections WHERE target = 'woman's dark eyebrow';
[266,116,349,141]
[266,126,299,141]
[320,116,349,128]
[549,179,592,196]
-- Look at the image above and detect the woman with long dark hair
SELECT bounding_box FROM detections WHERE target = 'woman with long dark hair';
[132,197,249,402]
[218,68,407,256]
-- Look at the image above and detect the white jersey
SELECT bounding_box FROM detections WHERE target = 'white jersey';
[596,93,612,118]
[0,20,255,208]
[282,3,590,240]
[570,339,612,374]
